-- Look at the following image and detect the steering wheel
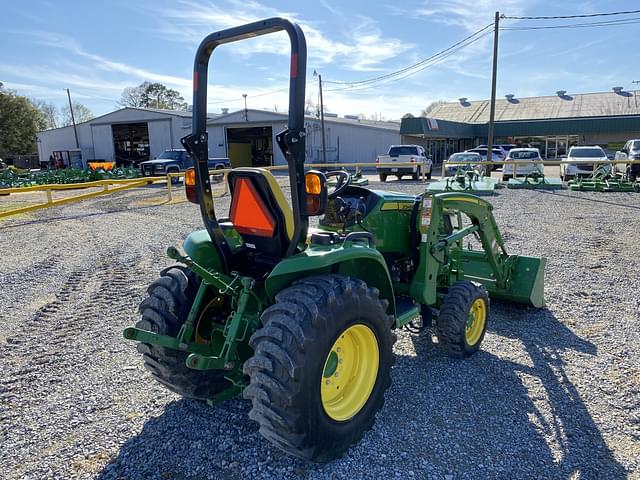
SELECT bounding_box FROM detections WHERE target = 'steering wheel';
[325,170,352,198]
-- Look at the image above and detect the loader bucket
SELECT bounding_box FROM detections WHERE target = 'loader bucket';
[461,251,546,308]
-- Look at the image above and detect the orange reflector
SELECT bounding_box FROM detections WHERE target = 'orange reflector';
[230,178,275,237]
[305,173,322,195]
[185,167,196,186]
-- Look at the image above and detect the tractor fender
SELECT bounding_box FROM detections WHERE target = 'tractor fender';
[265,245,396,316]
[183,230,224,271]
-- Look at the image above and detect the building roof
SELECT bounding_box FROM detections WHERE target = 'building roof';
[429,91,640,123]
[126,107,194,118]
[207,108,400,132]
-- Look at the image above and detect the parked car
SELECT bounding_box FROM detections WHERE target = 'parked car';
[465,148,503,174]
[614,139,640,181]
[502,148,544,181]
[140,149,229,183]
[560,146,610,180]
[477,144,515,158]
[444,152,483,175]
[376,145,433,181]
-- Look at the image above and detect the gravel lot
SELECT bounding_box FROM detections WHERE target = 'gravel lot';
[1,178,639,479]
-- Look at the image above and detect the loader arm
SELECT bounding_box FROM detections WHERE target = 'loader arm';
[411,192,546,308]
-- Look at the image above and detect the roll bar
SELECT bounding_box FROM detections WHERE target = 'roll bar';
[181,18,308,274]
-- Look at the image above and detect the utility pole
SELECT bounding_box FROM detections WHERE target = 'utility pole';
[314,70,327,164]
[242,93,248,122]
[632,80,639,111]
[486,11,500,168]
[67,88,79,149]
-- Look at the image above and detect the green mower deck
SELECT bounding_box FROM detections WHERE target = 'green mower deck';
[568,177,637,192]
[506,174,563,190]
[426,176,497,195]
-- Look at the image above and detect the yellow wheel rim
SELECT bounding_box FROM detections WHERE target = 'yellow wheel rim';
[321,324,379,422]
[465,298,487,346]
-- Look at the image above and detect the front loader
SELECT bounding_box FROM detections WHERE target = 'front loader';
[123,18,546,462]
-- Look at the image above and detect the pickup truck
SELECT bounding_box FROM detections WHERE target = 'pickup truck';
[376,145,432,181]
[140,149,230,183]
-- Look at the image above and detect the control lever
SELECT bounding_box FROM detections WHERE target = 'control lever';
[334,196,350,232]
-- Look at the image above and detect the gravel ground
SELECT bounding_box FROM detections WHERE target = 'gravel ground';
[1,178,639,480]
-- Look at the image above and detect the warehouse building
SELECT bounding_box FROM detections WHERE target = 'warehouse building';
[206,109,400,168]
[37,108,194,167]
[401,89,640,162]
[37,107,400,168]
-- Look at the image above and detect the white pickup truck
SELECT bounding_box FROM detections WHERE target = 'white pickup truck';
[376,145,432,182]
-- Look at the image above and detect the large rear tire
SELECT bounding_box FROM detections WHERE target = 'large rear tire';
[136,266,231,400]
[437,281,489,357]
[243,275,395,462]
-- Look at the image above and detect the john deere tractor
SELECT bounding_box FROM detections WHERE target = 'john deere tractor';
[123,18,546,462]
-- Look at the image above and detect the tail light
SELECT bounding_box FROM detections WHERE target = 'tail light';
[375,157,380,163]
[304,171,327,216]
[410,157,416,163]
[185,167,198,204]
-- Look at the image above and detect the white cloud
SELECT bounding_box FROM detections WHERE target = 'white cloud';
[147,0,413,72]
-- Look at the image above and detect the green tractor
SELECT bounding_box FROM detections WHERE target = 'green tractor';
[123,18,546,462]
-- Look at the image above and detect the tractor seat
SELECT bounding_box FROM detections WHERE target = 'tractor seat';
[227,168,294,260]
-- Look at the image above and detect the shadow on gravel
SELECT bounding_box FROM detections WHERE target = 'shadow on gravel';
[98,303,626,479]
[0,201,170,229]
[405,301,626,478]
[533,189,640,210]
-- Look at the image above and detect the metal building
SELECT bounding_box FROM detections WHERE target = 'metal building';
[37,107,400,168]
[206,109,400,168]
[401,90,640,161]
[37,108,193,167]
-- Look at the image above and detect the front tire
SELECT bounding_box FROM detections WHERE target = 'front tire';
[244,275,395,462]
[136,266,231,400]
[437,281,489,357]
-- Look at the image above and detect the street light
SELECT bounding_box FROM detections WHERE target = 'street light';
[313,69,327,164]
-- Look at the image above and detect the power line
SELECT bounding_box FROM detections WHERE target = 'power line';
[325,31,493,93]
[502,16,640,30]
[207,81,314,106]
[503,9,640,20]
[323,22,494,88]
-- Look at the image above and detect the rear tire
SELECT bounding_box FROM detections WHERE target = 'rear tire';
[136,266,231,400]
[437,281,489,357]
[379,173,387,182]
[426,172,432,180]
[244,275,395,462]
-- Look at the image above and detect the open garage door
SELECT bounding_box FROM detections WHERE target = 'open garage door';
[112,123,150,166]
[226,126,273,168]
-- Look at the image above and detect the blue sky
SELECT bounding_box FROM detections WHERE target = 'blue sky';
[2,0,639,120]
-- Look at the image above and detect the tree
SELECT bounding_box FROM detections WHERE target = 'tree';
[304,97,316,115]
[61,103,94,126]
[32,100,94,129]
[0,86,46,156]
[32,99,59,129]
[118,81,188,110]
[421,100,447,117]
